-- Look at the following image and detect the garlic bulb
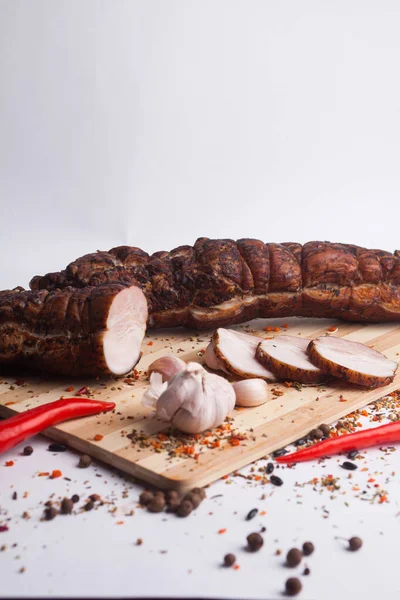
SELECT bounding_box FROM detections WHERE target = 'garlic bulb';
[148,355,186,382]
[232,379,269,407]
[142,362,235,434]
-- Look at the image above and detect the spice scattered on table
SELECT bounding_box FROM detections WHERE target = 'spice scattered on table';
[270,475,283,487]
[48,443,67,452]
[285,577,302,596]
[246,508,258,521]
[23,446,33,456]
[78,454,92,468]
[348,536,363,551]
[247,532,264,552]
[341,461,358,471]
[286,548,302,567]
[302,542,314,556]
[224,553,236,567]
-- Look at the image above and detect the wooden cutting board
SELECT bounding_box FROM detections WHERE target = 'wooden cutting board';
[1,317,399,491]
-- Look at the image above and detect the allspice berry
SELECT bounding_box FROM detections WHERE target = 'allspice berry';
[191,487,206,500]
[302,541,314,556]
[223,553,236,567]
[154,490,165,499]
[139,491,154,506]
[349,536,363,551]
[147,496,166,513]
[319,423,331,437]
[177,500,193,518]
[184,492,202,509]
[78,454,92,468]
[286,548,302,567]
[166,490,180,505]
[60,497,74,515]
[44,507,58,520]
[247,532,264,552]
[285,577,302,596]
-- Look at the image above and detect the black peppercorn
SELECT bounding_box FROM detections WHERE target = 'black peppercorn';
[23,446,33,456]
[347,449,358,460]
[84,500,94,511]
[266,462,274,474]
[272,448,288,458]
[270,475,283,486]
[247,532,263,552]
[285,578,302,596]
[48,443,67,452]
[71,494,80,503]
[341,461,357,471]
[246,508,258,521]
[286,548,302,567]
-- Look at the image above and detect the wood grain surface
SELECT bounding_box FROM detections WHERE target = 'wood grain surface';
[1,317,399,491]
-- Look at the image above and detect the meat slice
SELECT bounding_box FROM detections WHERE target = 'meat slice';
[256,335,325,384]
[307,336,398,388]
[0,284,148,377]
[204,341,230,374]
[212,328,277,381]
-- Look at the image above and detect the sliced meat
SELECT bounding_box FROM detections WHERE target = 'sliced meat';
[204,341,229,374]
[212,328,277,381]
[256,335,325,384]
[307,335,398,388]
[0,284,148,377]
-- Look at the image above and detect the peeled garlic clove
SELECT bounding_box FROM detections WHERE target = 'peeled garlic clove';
[232,379,269,407]
[154,362,236,434]
[148,355,186,382]
[142,372,169,408]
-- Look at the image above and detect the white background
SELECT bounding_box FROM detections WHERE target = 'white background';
[1,1,400,289]
[1,2,400,599]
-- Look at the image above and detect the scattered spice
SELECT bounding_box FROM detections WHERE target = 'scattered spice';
[84,501,94,512]
[285,577,302,596]
[147,496,166,513]
[60,498,74,515]
[5,460,14,467]
[78,454,92,468]
[270,475,283,487]
[71,494,80,503]
[48,443,67,452]
[50,470,62,479]
[177,500,193,518]
[136,538,143,546]
[341,461,358,471]
[246,508,258,521]
[139,491,154,506]
[266,462,274,474]
[348,537,363,551]
[93,434,103,442]
[247,532,264,552]
[44,507,58,521]
[224,553,236,567]
[303,567,311,576]
[302,542,314,556]
[319,423,331,437]
[286,548,302,567]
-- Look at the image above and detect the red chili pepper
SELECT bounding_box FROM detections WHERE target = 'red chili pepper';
[276,421,400,464]
[0,398,115,454]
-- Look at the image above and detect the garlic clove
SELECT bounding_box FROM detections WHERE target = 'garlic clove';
[148,355,186,382]
[142,372,169,409]
[232,378,269,407]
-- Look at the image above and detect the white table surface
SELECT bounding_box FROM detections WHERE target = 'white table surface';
[1,364,400,600]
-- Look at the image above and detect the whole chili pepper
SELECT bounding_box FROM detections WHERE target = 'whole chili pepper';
[276,421,400,464]
[0,398,115,454]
